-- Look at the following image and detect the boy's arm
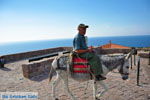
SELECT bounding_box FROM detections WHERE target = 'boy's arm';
[75,49,89,53]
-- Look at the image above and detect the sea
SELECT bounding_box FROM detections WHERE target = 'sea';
[0,35,150,56]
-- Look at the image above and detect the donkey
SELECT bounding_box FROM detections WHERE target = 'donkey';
[49,51,132,100]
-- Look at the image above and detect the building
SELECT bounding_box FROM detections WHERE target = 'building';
[100,40,131,49]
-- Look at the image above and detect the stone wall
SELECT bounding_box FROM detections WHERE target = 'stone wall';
[138,52,150,58]
[94,48,131,54]
[2,47,72,64]
[137,48,150,52]
[22,57,55,78]
[63,47,72,51]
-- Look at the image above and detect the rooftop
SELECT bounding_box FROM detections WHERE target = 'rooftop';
[100,41,131,49]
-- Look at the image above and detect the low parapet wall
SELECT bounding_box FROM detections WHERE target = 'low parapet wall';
[137,48,150,52]
[1,47,72,64]
[94,48,131,54]
[138,52,150,58]
[22,57,55,78]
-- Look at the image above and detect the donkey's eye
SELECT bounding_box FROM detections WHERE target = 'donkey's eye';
[126,66,129,69]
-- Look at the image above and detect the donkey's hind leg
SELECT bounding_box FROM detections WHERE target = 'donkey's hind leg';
[52,74,61,100]
[96,81,108,98]
[62,75,76,100]
[93,81,99,100]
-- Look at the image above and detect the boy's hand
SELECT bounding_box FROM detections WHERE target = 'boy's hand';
[88,46,94,52]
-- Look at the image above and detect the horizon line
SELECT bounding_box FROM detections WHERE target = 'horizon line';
[0,34,150,44]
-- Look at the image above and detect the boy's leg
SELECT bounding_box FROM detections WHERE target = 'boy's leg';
[79,52,103,76]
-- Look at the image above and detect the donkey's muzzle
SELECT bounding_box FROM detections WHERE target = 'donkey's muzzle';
[122,75,128,80]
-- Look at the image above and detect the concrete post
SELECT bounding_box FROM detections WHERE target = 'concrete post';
[148,51,150,65]
[137,57,140,86]
[130,55,132,69]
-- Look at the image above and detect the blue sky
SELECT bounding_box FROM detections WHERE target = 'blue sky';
[0,0,150,43]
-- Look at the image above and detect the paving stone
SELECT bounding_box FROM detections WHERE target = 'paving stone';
[0,57,150,100]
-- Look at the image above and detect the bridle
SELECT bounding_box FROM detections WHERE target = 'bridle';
[119,59,129,75]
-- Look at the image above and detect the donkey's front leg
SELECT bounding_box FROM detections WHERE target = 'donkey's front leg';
[62,76,76,100]
[52,74,60,100]
[96,81,108,99]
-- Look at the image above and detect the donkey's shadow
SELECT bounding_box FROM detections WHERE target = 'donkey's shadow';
[0,67,11,71]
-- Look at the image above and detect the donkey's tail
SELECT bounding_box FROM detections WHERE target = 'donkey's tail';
[48,66,55,83]
[48,56,58,83]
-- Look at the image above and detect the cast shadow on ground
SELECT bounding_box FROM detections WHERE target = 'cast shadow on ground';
[0,67,11,71]
[29,71,56,82]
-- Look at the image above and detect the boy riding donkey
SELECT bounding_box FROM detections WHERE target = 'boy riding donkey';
[73,24,106,81]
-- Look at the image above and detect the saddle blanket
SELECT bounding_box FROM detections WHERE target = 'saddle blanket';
[73,57,90,73]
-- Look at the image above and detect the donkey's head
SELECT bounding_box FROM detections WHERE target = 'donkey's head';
[118,50,134,80]
[101,54,130,80]
[118,56,129,80]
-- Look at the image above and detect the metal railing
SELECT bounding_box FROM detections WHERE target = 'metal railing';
[29,51,70,62]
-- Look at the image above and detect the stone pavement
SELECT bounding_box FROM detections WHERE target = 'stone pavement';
[0,57,150,100]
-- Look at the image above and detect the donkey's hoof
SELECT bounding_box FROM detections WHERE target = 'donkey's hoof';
[55,98,59,100]
[96,97,100,100]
